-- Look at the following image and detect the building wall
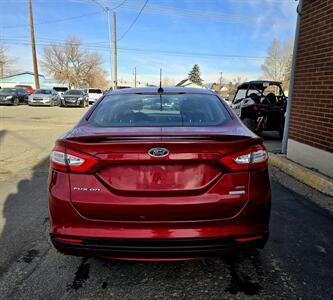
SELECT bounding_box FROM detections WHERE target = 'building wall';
[287,0,333,177]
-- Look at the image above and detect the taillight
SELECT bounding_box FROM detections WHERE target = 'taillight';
[220,145,268,171]
[50,146,98,173]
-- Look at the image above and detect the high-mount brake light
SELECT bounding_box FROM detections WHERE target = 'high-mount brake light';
[220,145,268,171]
[50,147,98,173]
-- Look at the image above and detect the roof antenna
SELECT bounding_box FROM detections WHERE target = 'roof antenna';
[158,68,164,93]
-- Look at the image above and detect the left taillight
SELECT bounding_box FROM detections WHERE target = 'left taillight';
[50,146,98,173]
[220,144,268,171]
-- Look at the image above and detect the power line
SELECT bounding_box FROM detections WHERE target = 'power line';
[0,37,270,61]
[117,0,149,42]
[1,1,127,29]
[1,0,290,31]
[110,0,127,10]
[2,11,101,29]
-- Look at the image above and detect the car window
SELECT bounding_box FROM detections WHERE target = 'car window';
[89,93,230,127]
[89,89,102,94]
[0,88,16,93]
[34,89,52,95]
[53,87,68,92]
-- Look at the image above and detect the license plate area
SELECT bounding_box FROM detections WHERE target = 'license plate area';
[97,163,221,192]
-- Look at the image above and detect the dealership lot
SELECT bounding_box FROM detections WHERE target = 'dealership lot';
[0,106,333,299]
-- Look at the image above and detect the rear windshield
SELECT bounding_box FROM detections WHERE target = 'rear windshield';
[65,90,82,95]
[89,89,102,94]
[89,93,230,127]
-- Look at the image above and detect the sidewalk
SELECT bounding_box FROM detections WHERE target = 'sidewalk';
[269,153,333,197]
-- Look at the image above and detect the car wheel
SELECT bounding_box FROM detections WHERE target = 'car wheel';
[80,101,85,108]
[241,118,256,132]
[13,98,19,106]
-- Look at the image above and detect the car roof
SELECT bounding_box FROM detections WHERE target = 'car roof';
[237,80,282,90]
[106,87,216,96]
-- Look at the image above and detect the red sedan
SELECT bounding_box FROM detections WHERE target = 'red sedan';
[48,87,271,261]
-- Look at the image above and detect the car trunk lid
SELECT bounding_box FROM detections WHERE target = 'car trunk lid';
[65,131,258,221]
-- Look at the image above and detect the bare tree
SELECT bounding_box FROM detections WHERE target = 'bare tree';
[261,38,293,90]
[0,44,15,78]
[41,37,107,88]
[224,77,244,100]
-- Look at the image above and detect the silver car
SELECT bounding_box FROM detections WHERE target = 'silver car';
[28,89,61,106]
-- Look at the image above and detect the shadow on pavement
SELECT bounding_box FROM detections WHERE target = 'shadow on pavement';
[0,157,50,276]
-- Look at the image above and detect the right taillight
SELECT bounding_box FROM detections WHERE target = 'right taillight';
[220,145,268,171]
[50,146,98,173]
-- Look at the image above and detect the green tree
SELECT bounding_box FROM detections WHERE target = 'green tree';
[188,64,203,85]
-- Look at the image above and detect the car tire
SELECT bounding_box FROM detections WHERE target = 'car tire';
[13,98,19,106]
[241,118,256,132]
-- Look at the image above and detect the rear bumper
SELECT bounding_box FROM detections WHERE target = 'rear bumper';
[51,234,269,260]
[48,169,271,260]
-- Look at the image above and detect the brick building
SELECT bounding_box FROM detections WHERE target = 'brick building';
[287,0,333,177]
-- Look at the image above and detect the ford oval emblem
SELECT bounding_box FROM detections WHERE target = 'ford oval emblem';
[148,147,170,158]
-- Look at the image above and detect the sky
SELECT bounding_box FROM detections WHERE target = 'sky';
[0,0,298,85]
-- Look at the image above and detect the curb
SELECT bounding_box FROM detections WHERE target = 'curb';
[269,153,333,197]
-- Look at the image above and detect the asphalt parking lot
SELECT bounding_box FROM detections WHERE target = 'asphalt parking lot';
[0,106,332,299]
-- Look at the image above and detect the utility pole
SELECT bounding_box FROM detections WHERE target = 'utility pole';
[134,67,137,87]
[106,7,114,89]
[28,0,40,89]
[113,11,118,89]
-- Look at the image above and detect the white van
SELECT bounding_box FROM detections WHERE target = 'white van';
[85,88,103,105]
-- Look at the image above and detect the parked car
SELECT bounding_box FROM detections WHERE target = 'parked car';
[53,86,68,97]
[84,88,103,105]
[60,89,89,107]
[231,81,287,138]
[49,87,271,261]
[28,89,61,106]
[15,84,35,94]
[0,87,29,105]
